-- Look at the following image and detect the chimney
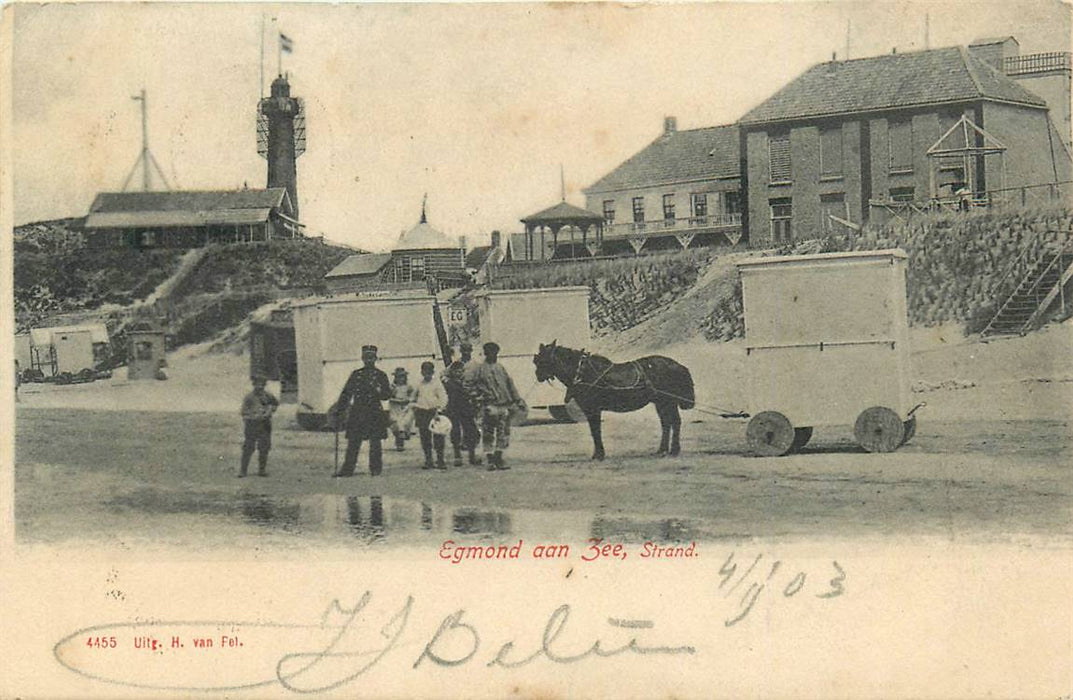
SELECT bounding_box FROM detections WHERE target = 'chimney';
[459,235,467,252]
[968,36,1020,71]
[664,116,677,135]
[491,230,502,249]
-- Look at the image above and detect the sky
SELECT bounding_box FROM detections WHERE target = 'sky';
[10,1,1071,252]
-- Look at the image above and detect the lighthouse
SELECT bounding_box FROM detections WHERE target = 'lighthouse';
[257,74,306,221]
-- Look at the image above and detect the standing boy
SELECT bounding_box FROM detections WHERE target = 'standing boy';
[413,360,448,469]
[240,374,279,477]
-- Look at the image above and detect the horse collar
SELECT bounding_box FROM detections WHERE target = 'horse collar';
[571,351,587,387]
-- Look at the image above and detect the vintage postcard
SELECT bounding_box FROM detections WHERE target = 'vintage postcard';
[2,1,1071,698]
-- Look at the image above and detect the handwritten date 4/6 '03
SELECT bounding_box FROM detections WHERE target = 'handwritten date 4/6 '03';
[719,553,845,627]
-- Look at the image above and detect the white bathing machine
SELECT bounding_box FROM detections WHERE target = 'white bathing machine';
[472,286,591,422]
[293,292,442,430]
[737,249,917,455]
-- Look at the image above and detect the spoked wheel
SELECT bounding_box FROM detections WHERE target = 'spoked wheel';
[901,417,917,446]
[790,427,813,453]
[746,411,795,457]
[854,406,905,453]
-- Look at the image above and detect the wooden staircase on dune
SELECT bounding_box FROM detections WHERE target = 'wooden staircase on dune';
[982,243,1073,337]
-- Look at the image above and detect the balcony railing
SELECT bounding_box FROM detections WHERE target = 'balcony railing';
[1004,52,1071,76]
[604,213,741,237]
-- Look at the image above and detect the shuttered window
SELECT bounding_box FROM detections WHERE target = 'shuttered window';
[889,119,913,172]
[820,127,843,177]
[602,200,615,224]
[769,133,791,182]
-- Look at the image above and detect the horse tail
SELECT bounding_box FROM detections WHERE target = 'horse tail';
[676,366,695,410]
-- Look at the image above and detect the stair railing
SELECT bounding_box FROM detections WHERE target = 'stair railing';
[1019,243,1073,334]
[980,228,1050,336]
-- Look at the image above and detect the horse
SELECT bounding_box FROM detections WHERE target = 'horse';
[533,341,695,460]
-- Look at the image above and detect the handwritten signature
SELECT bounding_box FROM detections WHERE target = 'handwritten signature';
[53,558,845,693]
[54,594,695,693]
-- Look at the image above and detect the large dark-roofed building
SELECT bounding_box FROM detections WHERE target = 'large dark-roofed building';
[83,188,300,248]
[583,119,744,255]
[739,43,1071,245]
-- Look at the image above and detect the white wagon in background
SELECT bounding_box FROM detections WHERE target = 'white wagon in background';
[472,286,591,422]
[293,292,442,430]
[737,249,919,455]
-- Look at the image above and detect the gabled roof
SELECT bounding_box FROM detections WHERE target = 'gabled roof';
[90,189,289,213]
[84,188,293,230]
[394,221,457,250]
[584,124,740,194]
[325,253,392,279]
[739,46,1046,125]
[465,245,494,269]
[521,201,604,225]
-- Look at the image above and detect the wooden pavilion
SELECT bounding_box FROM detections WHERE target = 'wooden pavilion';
[519,201,605,261]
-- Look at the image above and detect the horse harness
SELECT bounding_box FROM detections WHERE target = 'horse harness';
[563,348,652,394]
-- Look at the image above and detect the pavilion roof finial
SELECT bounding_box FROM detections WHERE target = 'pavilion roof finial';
[420,193,428,224]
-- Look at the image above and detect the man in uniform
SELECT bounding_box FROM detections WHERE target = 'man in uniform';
[442,343,481,467]
[464,341,524,471]
[332,345,393,477]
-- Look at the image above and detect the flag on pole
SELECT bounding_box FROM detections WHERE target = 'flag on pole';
[279,33,294,53]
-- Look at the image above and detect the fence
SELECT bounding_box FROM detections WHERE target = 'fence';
[869,181,1073,226]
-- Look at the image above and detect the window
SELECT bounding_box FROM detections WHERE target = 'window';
[770,198,792,243]
[662,194,676,224]
[691,193,708,219]
[411,256,426,279]
[602,200,615,224]
[724,191,742,217]
[889,119,913,172]
[769,133,791,182]
[819,193,847,234]
[889,186,915,202]
[632,197,645,223]
[820,126,843,177]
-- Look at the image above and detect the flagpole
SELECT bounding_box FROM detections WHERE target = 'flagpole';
[277,31,282,77]
[259,14,265,98]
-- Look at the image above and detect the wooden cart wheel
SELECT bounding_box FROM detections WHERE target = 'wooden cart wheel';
[790,427,813,452]
[901,417,917,446]
[746,411,795,457]
[854,406,906,453]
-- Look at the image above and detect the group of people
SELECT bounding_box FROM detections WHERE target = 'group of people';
[238,341,525,478]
